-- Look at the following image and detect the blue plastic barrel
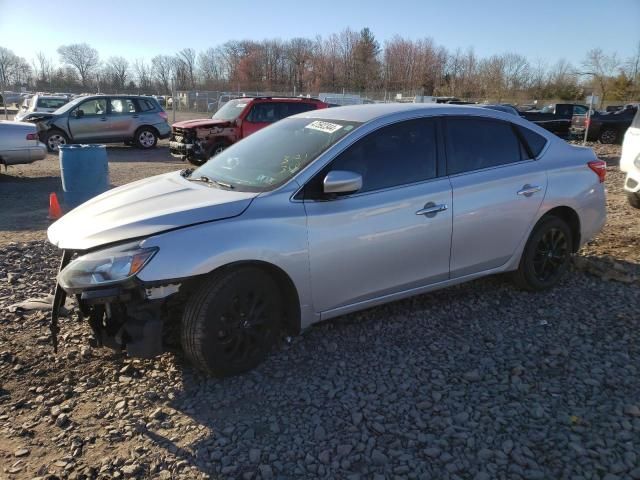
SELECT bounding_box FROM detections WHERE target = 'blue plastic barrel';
[59,144,109,208]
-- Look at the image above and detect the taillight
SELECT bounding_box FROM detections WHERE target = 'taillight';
[585,117,590,129]
[26,133,38,140]
[588,160,606,183]
[159,111,168,120]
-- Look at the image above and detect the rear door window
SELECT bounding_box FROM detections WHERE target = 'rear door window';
[280,102,319,117]
[109,98,137,114]
[445,118,523,175]
[246,103,278,123]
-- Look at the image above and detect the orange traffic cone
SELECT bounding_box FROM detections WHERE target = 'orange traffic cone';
[48,192,63,220]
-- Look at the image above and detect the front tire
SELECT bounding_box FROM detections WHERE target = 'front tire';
[628,192,640,209]
[135,127,158,149]
[44,129,69,152]
[181,267,282,377]
[512,216,573,291]
[599,128,618,144]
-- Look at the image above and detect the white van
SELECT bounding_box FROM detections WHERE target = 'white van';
[620,109,640,208]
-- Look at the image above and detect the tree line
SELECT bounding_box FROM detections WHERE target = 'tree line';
[1,28,638,104]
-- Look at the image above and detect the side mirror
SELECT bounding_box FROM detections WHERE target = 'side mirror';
[75,109,84,118]
[323,170,363,195]
[21,105,27,110]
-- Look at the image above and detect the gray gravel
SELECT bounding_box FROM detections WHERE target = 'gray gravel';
[1,143,639,479]
[1,239,639,479]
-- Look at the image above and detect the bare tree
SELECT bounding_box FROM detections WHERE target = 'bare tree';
[57,43,99,87]
[151,55,175,94]
[582,48,619,106]
[133,59,152,92]
[32,51,53,89]
[176,48,196,89]
[198,48,223,88]
[105,56,129,91]
[0,47,19,89]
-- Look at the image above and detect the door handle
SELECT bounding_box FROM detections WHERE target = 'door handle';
[99,117,107,122]
[517,184,541,197]
[132,115,139,118]
[416,202,448,218]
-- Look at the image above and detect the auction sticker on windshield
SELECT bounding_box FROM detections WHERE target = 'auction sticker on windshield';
[305,120,343,134]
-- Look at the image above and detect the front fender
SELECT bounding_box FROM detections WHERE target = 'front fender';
[136,197,316,328]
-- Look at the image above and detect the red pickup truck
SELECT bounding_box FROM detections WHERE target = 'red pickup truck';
[169,96,328,165]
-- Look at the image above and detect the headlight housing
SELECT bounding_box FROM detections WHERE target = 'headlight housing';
[634,154,640,169]
[58,243,158,290]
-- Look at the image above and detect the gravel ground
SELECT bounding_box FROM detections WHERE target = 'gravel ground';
[0,143,639,480]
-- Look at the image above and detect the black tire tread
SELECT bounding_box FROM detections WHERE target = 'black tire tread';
[628,192,640,209]
[512,215,572,291]
[181,267,277,376]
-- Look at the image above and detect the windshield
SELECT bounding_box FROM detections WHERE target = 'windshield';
[212,99,251,121]
[192,117,362,192]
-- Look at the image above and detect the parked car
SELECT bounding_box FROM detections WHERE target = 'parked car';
[14,95,69,122]
[570,105,638,144]
[620,108,640,208]
[0,120,47,166]
[23,95,170,152]
[520,103,589,138]
[169,96,328,166]
[480,104,520,115]
[47,104,607,376]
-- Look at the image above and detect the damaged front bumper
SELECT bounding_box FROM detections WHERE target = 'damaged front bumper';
[51,249,182,358]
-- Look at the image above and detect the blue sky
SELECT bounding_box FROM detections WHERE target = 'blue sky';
[1,0,638,66]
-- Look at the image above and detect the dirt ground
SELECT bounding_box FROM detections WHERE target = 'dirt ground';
[1,137,639,479]
[0,112,204,246]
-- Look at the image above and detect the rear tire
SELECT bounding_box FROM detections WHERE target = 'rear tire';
[512,216,573,291]
[599,128,618,144]
[181,267,282,377]
[135,127,158,149]
[628,192,640,209]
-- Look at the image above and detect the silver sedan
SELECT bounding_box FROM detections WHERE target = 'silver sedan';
[48,104,607,376]
[0,120,47,166]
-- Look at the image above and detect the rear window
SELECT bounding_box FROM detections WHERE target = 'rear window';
[516,125,548,158]
[137,98,157,112]
[37,98,68,109]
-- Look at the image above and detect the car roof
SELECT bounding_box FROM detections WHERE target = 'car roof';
[294,103,517,123]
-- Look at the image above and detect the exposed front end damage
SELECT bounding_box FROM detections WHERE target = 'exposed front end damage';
[50,248,188,358]
[169,122,236,163]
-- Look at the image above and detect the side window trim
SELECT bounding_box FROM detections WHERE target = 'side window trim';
[511,124,534,159]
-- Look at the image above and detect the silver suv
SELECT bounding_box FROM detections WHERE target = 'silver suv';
[25,95,171,152]
[48,104,607,376]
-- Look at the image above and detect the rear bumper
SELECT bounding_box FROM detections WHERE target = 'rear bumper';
[0,143,47,165]
[154,122,171,139]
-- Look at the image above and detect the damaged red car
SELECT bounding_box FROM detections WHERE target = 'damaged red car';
[169,96,329,165]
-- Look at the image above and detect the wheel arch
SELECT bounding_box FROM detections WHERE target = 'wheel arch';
[135,124,160,138]
[183,260,302,336]
[540,205,581,252]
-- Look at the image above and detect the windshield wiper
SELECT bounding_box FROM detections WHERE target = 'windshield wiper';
[186,174,235,189]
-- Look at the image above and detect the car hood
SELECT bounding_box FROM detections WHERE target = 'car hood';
[172,118,233,129]
[48,171,258,250]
